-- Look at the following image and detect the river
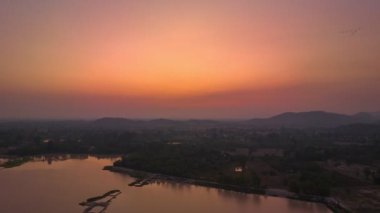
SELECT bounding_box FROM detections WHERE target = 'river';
[0,155,332,213]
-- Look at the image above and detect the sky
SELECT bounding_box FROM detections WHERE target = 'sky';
[0,0,380,119]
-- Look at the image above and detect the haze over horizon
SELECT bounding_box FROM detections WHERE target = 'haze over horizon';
[1,0,380,119]
[1,110,379,121]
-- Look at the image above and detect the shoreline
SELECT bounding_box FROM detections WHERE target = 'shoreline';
[104,165,350,213]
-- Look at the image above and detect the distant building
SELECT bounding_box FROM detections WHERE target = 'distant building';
[234,166,243,173]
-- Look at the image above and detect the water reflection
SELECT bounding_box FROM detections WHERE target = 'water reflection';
[217,189,251,204]
[0,156,331,213]
[156,181,193,193]
[288,199,330,212]
[79,190,122,213]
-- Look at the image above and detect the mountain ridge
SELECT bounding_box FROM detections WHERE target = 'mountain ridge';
[93,111,378,128]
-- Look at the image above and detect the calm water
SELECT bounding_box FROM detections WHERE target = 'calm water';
[0,156,331,213]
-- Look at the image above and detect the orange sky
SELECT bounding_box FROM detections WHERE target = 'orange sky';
[1,0,380,119]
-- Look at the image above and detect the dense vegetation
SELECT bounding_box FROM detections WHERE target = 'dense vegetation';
[1,120,380,197]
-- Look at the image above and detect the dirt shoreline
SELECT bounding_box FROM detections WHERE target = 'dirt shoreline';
[104,165,350,213]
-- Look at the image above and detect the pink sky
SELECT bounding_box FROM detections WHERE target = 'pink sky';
[1,0,379,119]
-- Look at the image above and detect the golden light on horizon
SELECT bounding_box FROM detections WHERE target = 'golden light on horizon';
[1,0,380,118]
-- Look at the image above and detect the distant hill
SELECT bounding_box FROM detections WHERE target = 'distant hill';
[368,112,380,120]
[245,111,375,128]
[92,111,378,129]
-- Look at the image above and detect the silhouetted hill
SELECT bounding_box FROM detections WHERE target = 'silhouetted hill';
[368,111,380,120]
[351,112,378,122]
[91,111,378,129]
[245,111,374,128]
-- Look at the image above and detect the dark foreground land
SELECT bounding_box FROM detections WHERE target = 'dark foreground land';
[1,111,380,212]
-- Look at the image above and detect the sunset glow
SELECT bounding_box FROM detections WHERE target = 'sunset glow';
[1,0,379,118]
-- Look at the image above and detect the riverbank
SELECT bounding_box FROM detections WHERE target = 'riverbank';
[0,154,121,168]
[104,165,349,213]
[0,157,30,168]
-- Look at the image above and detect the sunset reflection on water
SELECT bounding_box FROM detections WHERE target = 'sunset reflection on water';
[0,156,331,213]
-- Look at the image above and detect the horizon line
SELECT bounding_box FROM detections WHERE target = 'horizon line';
[1,110,378,122]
